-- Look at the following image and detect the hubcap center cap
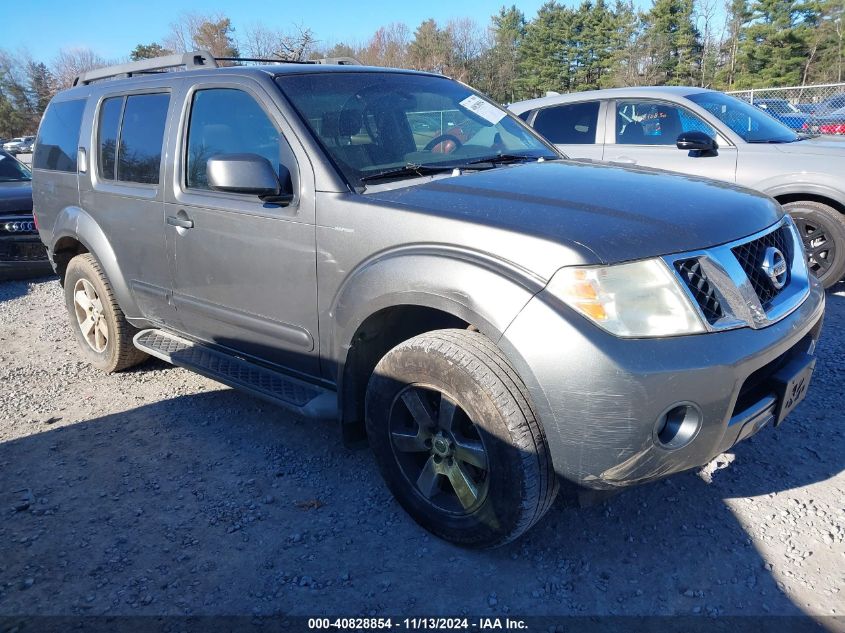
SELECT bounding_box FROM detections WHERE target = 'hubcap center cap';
[432,435,451,457]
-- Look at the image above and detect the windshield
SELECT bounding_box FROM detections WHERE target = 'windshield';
[759,99,799,114]
[0,152,32,182]
[276,72,557,188]
[688,91,799,143]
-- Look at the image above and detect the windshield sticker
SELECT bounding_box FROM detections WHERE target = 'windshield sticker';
[459,95,506,124]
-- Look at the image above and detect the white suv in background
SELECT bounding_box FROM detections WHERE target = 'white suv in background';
[511,87,845,288]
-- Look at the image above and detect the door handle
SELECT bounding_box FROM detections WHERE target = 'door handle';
[611,156,637,165]
[167,215,194,229]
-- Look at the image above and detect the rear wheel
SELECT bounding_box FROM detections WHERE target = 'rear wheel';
[365,329,557,548]
[783,200,845,288]
[64,254,148,373]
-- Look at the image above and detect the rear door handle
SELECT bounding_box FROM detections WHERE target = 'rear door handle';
[611,156,637,165]
[167,215,194,229]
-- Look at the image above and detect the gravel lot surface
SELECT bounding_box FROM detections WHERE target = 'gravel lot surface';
[0,277,843,627]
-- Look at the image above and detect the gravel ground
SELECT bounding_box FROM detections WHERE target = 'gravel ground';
[0,277,843,627]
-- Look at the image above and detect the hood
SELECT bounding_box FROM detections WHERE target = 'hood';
[0,181,33,215]
[366,160,782,264]
[773,136,845,156]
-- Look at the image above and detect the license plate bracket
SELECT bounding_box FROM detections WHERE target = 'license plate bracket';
[772,354,816,426]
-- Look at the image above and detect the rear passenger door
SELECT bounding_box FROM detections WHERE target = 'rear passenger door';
[164,78,320,375]
[527,101,605,160]
[81,89,174,324]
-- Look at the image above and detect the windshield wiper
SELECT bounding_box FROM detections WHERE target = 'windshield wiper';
[463,153,552,166]
[360,163,458,183]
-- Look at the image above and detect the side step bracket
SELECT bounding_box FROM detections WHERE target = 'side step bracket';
[133,329,336,419]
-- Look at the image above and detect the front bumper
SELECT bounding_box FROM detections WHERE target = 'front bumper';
[0,237,52,279]
[500,276,825,490]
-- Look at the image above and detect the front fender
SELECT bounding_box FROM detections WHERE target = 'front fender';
[328,247,547,370]
[756,174,845,209]
[51,206,139,317]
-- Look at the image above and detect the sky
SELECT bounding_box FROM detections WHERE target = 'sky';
[5,0,554,62]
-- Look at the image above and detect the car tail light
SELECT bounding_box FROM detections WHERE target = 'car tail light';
[819,124,845,135]
[802,122,808,130]
[32,212,39,230]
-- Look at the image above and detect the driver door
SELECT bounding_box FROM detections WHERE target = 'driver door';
[606,99,738,183]
[165,79,320,374]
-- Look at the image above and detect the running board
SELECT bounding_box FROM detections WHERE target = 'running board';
[133,329,336,419]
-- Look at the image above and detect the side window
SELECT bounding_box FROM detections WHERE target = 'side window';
[616,101,715,145]
[96,93,169,184]
[118,94,169,184]
[97,97,122,181]
[186,89,282,191]
[33,99,86,172]
[533,102,600,144]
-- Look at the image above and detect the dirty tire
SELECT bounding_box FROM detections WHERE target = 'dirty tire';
[366,329,558,548]
[64,253,148,373]
[784,200,845,289]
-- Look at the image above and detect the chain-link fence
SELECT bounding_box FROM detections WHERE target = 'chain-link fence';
[727,83,845,134]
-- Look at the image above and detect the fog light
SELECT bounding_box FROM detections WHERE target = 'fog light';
[654,403,702,449]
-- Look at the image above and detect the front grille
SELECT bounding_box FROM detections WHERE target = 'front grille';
[731,225,793,307]
[0,240,48,262]
[674,258,724,324]
[0,215,38,236]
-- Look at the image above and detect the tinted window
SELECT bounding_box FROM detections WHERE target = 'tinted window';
[616,101,716,145]
[98,97,123,181]
[117,93,169,184]
[186,89,281,190]
[687,92,798,143]
[33,99,86,172]
[533,102,600,144]
[0,152,31,182]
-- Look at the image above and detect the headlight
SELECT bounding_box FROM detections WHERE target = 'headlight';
[547,258,706,337]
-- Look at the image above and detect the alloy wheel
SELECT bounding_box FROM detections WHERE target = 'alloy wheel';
[72,278,109,353]
[389,385,489,514]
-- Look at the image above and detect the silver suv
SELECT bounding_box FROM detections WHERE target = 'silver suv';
[32,52,824,547]
[511,87,845,288]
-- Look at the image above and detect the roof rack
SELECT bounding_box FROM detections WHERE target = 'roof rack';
[215,56,361,66]
[73,50,217,86]
[72,51,361,86]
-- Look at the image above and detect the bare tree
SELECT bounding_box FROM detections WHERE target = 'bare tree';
[447,18,486,82]
[165,12,238,58]
[241,24,317,61]
[357,23,410,67]
[50,48,107,89]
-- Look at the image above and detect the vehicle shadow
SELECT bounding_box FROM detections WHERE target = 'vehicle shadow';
[0,276,54,303]
[0,292,842,628]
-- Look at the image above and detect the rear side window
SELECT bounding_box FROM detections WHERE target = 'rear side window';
[96,93,169,184]
[33,99,86,172]
[98,97,122,181]
[533,102,600,144]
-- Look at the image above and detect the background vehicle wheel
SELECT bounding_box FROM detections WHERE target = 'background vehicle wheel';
[366,329,558,548]
[64,254,148,373]
[784,200,845,289]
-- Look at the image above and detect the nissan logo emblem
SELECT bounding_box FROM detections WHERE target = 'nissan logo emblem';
[3,220,36,233]
[761,246,788,290]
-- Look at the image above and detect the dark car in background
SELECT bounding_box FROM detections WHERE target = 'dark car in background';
[803,92,845,116]
[0,149,51,279]
[807,105,845,136]
[753,98,808,131]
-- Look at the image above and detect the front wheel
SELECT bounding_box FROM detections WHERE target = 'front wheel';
[365,329,558,548]
[784,200,845,289]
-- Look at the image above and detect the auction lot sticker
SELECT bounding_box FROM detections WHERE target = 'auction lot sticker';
[459,95,506,124]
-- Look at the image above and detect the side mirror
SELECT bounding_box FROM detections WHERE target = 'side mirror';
[676,131,718,156]
[207,153,293,204]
